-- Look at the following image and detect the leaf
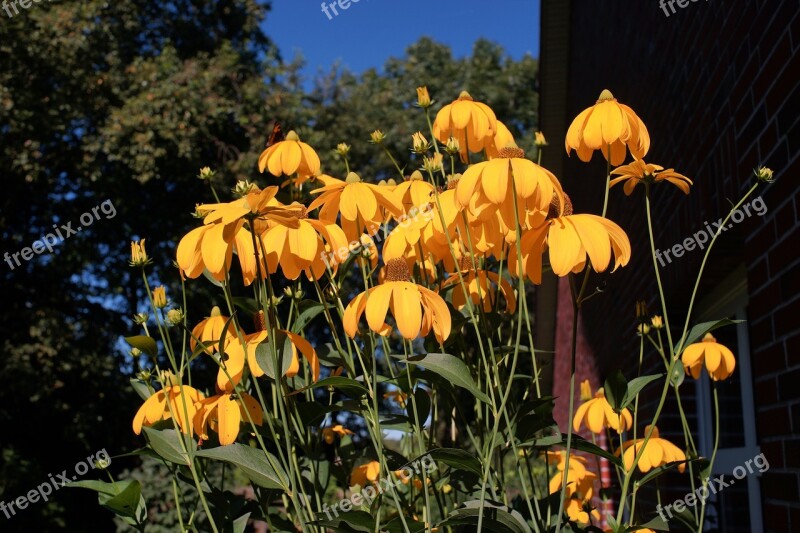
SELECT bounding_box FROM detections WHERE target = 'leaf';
[405,388,431,427]
[130,378,152,401]
[195,443,289,490]
[218,314,237,358]
[101,479,143,519]
[639,458,700,486]
[232,296,259,317]
[626,514,669,531]
[555,435,623,467]
[69,479,146,524]
[309,376,370,398]
[402,353,491,404]
[383,516,426,532]
[604,370,628,412]
[676,318,744,353]
[232,512,251,533]
[621,374,664,410]
[291,300,329,333]
[124,335,157,357]
[412,448,482,476]
[439,500,532,533]
[254,330,293,381]
[142,427,193,465]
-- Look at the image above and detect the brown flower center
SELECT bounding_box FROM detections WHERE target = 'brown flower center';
[498,146,525,159]
[384,258,411,282]
[546,192,573,219]
[458,254,474,271]
[253,310,267,332]
[287,206,308,219]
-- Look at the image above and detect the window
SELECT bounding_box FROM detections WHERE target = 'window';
[694,266,763,532]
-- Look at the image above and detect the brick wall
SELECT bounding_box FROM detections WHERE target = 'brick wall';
[544,0,800,530]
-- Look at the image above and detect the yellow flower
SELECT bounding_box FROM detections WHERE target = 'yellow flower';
[412,131,430,153]
[441,265,516,314]
[573,388,633,434]
[392,171,436,212]
[177,187,297,284]
[485,121,516,159]
[416,86,432,108]
[153,286,167,309]
[308,173,403,241]
[132,384,204,436]
[651,315,664,329]
[433,91,498,161]
[755,166,774,183]
[190,307,236,354]
[350,461,381,488]
[546,452,596,499]
[322,424,354,444]
[383,390,409,408]
[343,258,451,343]
[456,144,564,227]
[193,391,263,446]
[258,130,320,183]
[681,333,736,380]
[166,308,184,326]
[610,159,693,195]
[369,129,386,144]
[445,136,461,155]
[579,379,592,401]
[222,329,320,385]
[617,425,686,473]
[534,131,548,147]
[336,142,351,156]
[510,213,631,283]
[422,153,444,174]
[565,498,600,525]
[261,203,348,280]
[130,239,150,267]
[566,89,650,166]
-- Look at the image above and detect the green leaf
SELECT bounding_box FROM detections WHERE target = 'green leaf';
[639,458,699,486]
[402,353,491,404]
[218,313,237,358]
[124,335,157,357]
[101,479,143,519]
[626,514,669,531]
[412,448,482,476]
[604,370,628,412]
[621,374,663,409]
[195,443,289,490]
[439,500,532,533]
[291,300,329,333]
[130,378,152,401]
[406,388,431,427]
[232,512,251,533]
[232,296,259,317]
[676,318,744,353]
[142,427,193,465]
[310,376,370,398]
[556,435,623,468]
[69,479,146,525]
[254,330,293,381]
[669,363,686,387]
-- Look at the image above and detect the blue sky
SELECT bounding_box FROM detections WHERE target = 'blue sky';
[263,0,540,77]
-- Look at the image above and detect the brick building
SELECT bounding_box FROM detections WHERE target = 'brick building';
[539,1,799,531]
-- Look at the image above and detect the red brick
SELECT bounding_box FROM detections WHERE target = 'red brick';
[760,439,785,468]
[758,405,791,437]
[750,279,782,315]
[762,472,800,502]
[748,257,770,289]
[769,236,800,277]
[753,344,786,376]
[765,502,791,533]
[756,375,780,404]
[775,297,800,336]
[785,439,800,468]
[778,368,800,401]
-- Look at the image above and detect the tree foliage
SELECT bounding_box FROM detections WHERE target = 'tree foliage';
[0,1,537,528]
